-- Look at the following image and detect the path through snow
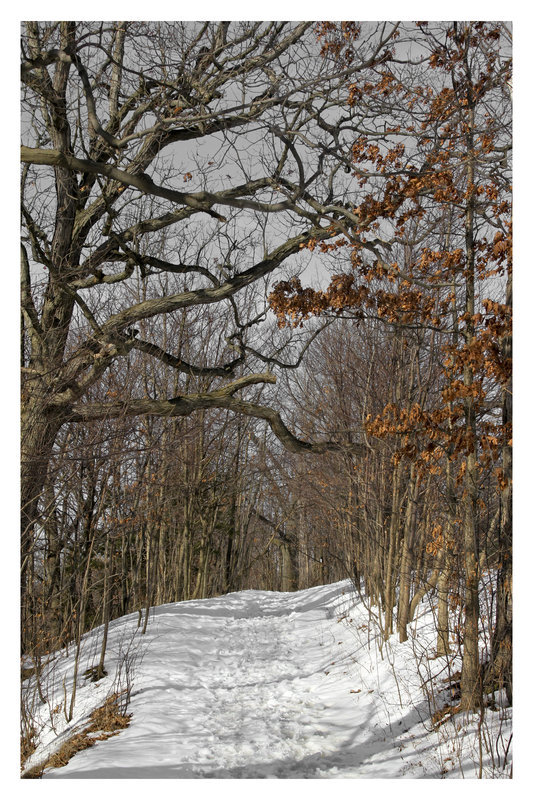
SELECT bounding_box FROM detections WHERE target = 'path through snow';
[29,581,512,779]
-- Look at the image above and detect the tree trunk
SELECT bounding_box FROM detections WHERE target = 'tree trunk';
[384,463,402,638]
[96,533,111,680]
[21,405,65,652]
[436,556,452,657]
[397,464,418,642]
[280,540,294,592]
[459,88,482,711]
[487,267,512,703]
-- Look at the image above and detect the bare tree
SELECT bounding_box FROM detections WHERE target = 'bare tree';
[21,20,397,643]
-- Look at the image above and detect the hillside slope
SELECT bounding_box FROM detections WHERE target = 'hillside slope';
[22,581,512,779]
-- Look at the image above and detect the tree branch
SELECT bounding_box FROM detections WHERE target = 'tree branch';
[67,373,277,420]
[130,337,244,378]
[97,226,334,334]
[21,146,228,222]
[67,372,367,457]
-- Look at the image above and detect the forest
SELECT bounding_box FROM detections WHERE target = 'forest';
[21,19,511,741]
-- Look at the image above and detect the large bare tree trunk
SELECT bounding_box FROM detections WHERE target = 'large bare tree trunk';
[21,406,65,650]
[459,86,482,710]
[487,268,512,703]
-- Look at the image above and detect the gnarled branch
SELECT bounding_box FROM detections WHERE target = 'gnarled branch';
[68,371,367,457]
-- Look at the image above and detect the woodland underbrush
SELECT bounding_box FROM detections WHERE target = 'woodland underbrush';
[351,569,513,778]
[20,613,143,777]
[22,691,132,779]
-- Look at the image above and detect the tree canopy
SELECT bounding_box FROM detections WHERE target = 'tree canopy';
[20,21,512,715]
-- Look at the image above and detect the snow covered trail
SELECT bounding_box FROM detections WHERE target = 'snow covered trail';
[43,583,367,778]
[31,580,512,779]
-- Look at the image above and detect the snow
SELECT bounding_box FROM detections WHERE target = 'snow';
[22,580,512,783]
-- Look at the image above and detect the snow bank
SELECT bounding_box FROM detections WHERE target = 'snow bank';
[21,580,512,780]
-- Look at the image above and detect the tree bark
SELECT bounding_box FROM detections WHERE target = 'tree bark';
[397,464,418,642]
[459,74,482,710]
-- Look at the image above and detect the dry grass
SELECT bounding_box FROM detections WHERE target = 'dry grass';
[20,723,38,769]
[431,702,462,729]
[86,692,131,733]
[21,692,132,779]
